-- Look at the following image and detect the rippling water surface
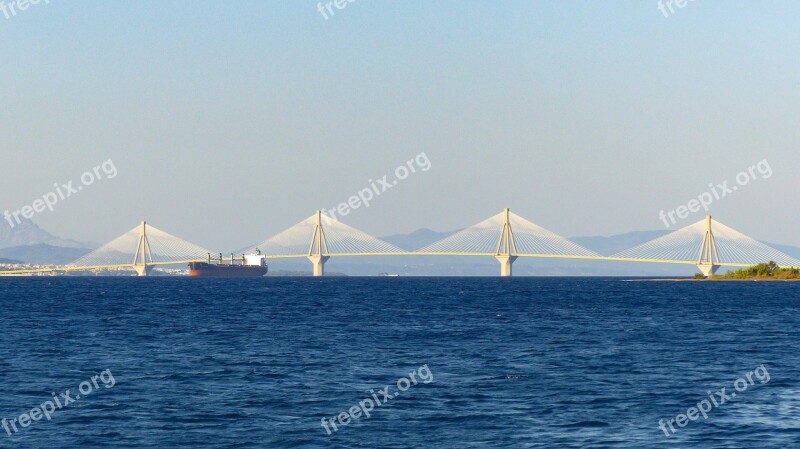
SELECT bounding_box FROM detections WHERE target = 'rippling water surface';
[1,277,798,448]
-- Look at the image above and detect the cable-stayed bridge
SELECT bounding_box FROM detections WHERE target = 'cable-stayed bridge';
[1,209,798,277]
[1,221,215,276]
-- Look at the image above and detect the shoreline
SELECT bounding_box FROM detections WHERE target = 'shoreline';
[635,278,800,282]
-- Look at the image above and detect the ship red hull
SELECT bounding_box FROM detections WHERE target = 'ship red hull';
[188,262,268,278]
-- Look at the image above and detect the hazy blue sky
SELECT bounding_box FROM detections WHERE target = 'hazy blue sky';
[1,0,798,251]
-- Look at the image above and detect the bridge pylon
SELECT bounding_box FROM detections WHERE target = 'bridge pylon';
[307,211,331,277]
[132,221,154,277]
[495,208,518,277]
[696,215,721,277]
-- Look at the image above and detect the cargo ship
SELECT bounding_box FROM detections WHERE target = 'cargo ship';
[189,252,268,278]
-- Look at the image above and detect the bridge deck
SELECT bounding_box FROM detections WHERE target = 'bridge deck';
[0,254,758,276]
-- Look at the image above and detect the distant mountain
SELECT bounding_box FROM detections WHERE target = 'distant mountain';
[378,227,674,257]
[0,219,94,250]
[316,227,800,276]
[571,231,800,262]
[378,227,675,257]
[0,244,91,265]
[2,220,798,275]
[361,228,686,276]
[380,228,458,251]
[0,257,23,265]
[0,219,96,265]
[570,230,670,256]
[764,242,800,260]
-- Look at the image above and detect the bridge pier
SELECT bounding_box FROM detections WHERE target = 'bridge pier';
[495,208,519,277]
[696,215,721,277]
[495,255,518,277]
[307,211,331,277]
[696,263,719,277]
[132,221,155,277]
[308,255,330,277]
[133,264,154,277]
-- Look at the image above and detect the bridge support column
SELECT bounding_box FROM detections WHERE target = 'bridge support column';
[307,210,331,277]
[133,264,154,277]
[495,255,518,277]
[696,263,719,277]
[308,255,330,277]
[696,215,721,277]
[494,208,519,277]
[132,221,155,277]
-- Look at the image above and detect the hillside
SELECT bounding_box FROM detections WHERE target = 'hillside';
[0,219,93,250]
[0,220,95,265]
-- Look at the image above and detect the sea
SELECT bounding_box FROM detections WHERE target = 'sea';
[0,277,798,448]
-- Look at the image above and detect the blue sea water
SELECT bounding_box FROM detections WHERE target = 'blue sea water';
[0,277,798,448]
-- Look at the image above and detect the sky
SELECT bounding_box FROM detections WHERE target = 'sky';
[1,0,799,251]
